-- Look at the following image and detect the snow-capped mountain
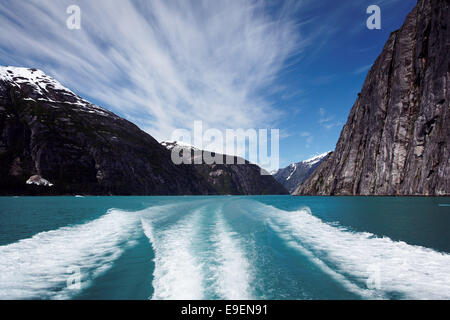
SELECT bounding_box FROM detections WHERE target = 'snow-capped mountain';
[0,65,287,196]
[0,66,217,195]
[0,66,115,118]
[272,152,332,193]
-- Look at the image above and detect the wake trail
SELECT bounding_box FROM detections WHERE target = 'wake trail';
[209,206,253,300]
[141,201,254,300]
[257,202,450,300]
[0,209,140,300]
[141,206,205,300]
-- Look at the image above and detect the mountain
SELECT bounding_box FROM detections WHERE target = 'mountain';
[0,66,216,195]
[295,0,449,196]
[162,141,289,195]
[273,152,331,193]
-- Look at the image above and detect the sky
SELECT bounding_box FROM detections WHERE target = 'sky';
[0,0,417,169]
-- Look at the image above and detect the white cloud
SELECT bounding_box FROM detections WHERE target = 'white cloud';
[318,107,343,130]
[0,0,304,141]
[354,64,372,75]
[300,131,313,148]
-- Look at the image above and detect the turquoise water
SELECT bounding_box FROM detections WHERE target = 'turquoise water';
[0,196,449,300]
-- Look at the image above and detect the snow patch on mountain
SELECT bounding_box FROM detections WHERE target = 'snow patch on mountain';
[1,66,70,93]
[272,152,332,193]
[303,152,333,166]
[286,163,297,181]
[0,66,114,118]
[161,141,199,151]
[26,175,54,187]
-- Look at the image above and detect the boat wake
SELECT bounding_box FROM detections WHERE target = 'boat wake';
[1,198,449,300]
[0,209,140,299]
[140,202,253,300]
[259,203,450,300]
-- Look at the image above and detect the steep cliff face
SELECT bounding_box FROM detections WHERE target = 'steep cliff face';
[273,152,331,193]
[0,67,216,195]
[162,141,288,195]
[295,0,449,196]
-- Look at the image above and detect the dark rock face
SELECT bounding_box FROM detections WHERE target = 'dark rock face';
[0,67,216,195]
[162,141,288,195]
[295,0,449,196]
[273,152,331,193]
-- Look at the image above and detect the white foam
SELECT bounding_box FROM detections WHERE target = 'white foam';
[211,212,253,300]
[268,223,380,299]
[0,209,139,300]
[263,204,450,300]
[141,209,204,300]
[140,202,253,300]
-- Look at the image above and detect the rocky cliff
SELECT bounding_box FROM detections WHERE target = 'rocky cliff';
[273,152,331,193]
[162,141,288,195]
[295,0,449,196]
[0,66,216,195]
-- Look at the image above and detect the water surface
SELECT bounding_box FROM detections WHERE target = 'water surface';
[0,196,449,300]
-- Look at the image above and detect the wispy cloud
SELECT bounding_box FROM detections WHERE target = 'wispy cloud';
[300,131,313,148]
[353,64,372,75]
[0,0,305,141]
[318,107,343,130]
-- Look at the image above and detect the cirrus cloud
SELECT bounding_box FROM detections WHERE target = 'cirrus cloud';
[0,0,306,141]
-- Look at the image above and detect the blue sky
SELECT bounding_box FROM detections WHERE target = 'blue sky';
[270,0,417,167]
[0,0,416,169]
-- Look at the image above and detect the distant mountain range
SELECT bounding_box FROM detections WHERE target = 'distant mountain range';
[295,0,449,196]
[162,141,288,195]
[0,66,286,196]
[272,152,331,193]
